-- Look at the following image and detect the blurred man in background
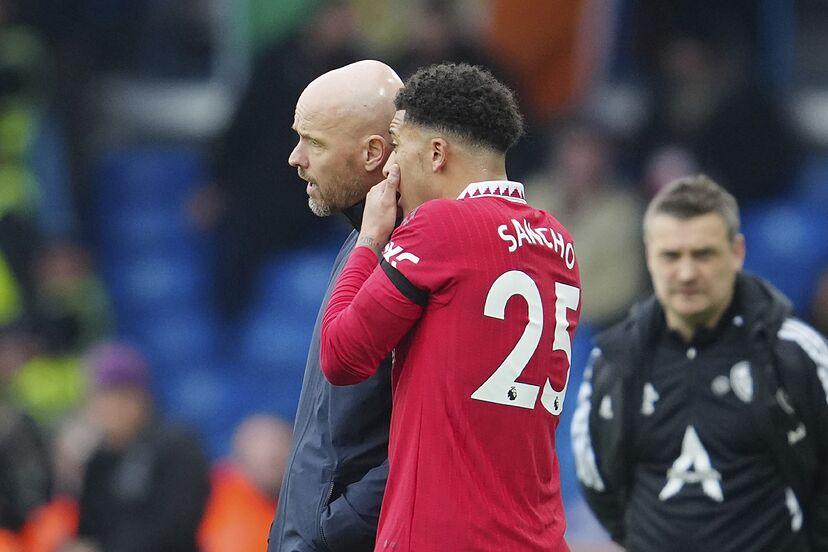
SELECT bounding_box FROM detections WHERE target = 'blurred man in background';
[72,341,210,552]
[199,414,292,552]
[267,60,402,552]
[528,119,645,328]
[573,176,828,551]
[0,402,52,548]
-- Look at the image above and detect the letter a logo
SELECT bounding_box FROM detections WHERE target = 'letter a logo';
[659,425,723,502]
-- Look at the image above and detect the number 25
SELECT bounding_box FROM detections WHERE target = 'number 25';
[471,270,580,415]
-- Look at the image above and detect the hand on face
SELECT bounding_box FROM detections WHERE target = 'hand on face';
[358,163,401,254]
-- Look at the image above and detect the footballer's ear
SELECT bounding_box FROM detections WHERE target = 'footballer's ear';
[431,138,448,173]
[364,135,388,171]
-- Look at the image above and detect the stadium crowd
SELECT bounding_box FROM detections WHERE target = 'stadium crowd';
[1,0,826,550]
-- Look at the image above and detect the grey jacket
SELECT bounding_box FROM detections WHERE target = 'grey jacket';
[268,215,392,552]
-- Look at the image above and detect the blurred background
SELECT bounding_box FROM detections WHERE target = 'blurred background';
[0,0,826,550]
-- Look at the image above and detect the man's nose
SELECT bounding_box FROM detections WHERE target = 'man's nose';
[288,144,305,168]
[676,258,698,281]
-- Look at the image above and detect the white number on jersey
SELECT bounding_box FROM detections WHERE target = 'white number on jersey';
[470,270,580,415]
[660,425,723,502]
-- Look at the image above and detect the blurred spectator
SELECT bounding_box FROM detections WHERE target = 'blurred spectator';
[245,0,323,55]
[527,119,645,327]
[1,321,86,433]
[485,0,613,120]
[72,341,210,552]
[194,0,364,318]
[626,0,760,80]
[0,252,23,331]
[0,327,35,387]
[641,144,699,198]
[393,0,493,79]
[199,414,292,552]
[0,2,75,244]
[30,243,112,354]
[4,242,112,428]
[634,31,800,203]
[0,403,52,540]
[15,415,97,552]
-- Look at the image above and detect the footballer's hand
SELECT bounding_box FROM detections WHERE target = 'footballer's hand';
[359,163,400,254]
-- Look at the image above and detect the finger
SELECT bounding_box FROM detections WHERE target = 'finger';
[386,164,400,192]
[368,180,385,198]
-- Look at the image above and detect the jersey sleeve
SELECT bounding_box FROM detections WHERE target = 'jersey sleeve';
[320,202,456,385]
[375,201,457,307]
[320,246,422,385]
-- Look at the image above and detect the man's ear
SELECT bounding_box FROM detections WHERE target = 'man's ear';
[364,135,388,172]
[431,138,448,173]
[732,233,746,270]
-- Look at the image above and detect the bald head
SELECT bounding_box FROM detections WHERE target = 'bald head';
[289,61,402,217]
[299,60,402,131]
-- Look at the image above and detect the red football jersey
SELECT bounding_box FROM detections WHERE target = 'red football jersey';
[321,181,580,552]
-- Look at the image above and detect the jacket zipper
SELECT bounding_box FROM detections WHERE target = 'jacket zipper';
[320,480,335,549]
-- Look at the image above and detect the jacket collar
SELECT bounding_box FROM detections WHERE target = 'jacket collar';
[601,271,793,353]
[343,201,364,230]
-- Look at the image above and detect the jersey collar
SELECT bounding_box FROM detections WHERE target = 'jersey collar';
[457,180,526,203]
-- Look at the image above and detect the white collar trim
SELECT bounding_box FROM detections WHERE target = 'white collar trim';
[457,180,526,203]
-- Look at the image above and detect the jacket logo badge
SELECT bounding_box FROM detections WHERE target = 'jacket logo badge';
[660,425,723,502]
[599,395,613,419]
[711,375,731,397]
[787,423,807,445]
[641,382,659,415]
[730,361,753,403]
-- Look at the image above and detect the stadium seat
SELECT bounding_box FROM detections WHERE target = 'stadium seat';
[741,199,828,314]
[795,155,828,206]
[93,147,205,210]
[133,309,220,367]
[253,247,339,310]
[237,309,311,374]
[102,255,209,317]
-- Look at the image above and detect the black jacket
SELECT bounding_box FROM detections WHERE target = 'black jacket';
[0,406,51,531]
[268,212,392,552]
[78,422,210,552]
[572,272,828,550]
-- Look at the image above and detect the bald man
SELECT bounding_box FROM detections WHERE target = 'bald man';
[267,61,402,552]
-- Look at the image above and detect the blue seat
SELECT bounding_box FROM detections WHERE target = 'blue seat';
[132,309,220,368]
[94,147,205,211]
[237,309,312,372]
[795,155,828,206]
[97,208,194,258]
[155,367,235,458]
[254,247,339,310]
[103,255,208,311]
[742,199,828,314]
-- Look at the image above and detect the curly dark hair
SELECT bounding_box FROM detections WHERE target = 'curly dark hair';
[395,63,525,153]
